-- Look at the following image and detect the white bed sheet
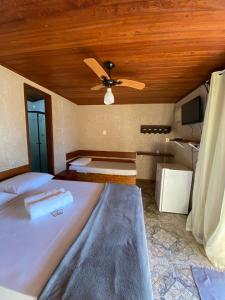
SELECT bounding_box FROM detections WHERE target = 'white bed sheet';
[69,161,137,176]
[0,179,104,300]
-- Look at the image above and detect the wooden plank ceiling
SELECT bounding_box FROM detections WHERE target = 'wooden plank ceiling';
[1,1,225,105]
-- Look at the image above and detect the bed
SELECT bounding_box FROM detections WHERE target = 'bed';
[0,168,153,300]
[66,150,137,185]
[69,160,137,184]
[0,179,104,300]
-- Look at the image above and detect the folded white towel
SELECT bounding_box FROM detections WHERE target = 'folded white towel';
[25,190,74,220]
[24,188,65,206]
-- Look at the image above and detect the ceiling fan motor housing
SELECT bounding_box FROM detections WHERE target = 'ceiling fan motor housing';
[102,76,121,88]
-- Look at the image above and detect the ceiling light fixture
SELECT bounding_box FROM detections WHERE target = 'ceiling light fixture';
[104,88,114,105]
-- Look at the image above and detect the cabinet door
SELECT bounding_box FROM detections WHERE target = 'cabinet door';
[161,170,192,214]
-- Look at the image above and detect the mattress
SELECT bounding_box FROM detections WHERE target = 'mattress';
[69,161,137,176]
[0,179,104,300]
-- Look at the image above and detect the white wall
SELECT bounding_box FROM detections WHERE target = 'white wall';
[78,104,174,179]
[0,65,79,174]
[167,84,208,169]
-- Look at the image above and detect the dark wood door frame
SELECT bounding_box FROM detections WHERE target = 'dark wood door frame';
[24,83,55,175]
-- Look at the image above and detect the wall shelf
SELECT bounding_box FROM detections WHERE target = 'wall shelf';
[169,139,200,144]
[140,125,171,134]
[137,151,174,158]
[168,139,200,151]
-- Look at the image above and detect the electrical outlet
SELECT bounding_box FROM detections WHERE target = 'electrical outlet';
[165,138,170,143]
[103,130,107,135]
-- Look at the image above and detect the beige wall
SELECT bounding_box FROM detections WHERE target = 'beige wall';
[78,104,174,179]
[167,85,208,170]
[3,63,202,179]
[0,65,79,174]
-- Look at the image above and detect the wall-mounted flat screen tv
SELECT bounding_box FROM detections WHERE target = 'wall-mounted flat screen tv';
[181,96,203,125]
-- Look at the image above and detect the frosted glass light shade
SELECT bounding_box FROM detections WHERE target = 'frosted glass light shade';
[104,88,114,105]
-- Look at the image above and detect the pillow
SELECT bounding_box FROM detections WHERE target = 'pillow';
[0,172,54,195]
[70,157,92,166]
[0,192,16,205]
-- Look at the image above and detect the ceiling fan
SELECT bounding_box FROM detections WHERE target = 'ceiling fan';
[83,58,145,105]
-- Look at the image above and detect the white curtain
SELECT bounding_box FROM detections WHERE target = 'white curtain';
[186,71,225,269]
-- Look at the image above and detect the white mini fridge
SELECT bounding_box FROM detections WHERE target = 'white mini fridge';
[155,163,193,214]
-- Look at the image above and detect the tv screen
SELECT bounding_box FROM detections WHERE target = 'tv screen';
[181,96,203,125]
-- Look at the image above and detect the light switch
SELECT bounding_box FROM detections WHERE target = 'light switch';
[103,130,107,135]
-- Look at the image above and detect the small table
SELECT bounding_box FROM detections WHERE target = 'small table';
[54,170,77,181]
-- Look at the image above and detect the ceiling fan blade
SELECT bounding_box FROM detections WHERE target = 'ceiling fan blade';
[84,58,109,79]
[91,84,104,91]
[117,79,145,90]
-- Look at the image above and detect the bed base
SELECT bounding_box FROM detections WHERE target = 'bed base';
[76,172,136,185]
[55,170,136,185]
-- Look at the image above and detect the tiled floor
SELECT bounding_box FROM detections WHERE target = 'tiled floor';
[137,180,213,300]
